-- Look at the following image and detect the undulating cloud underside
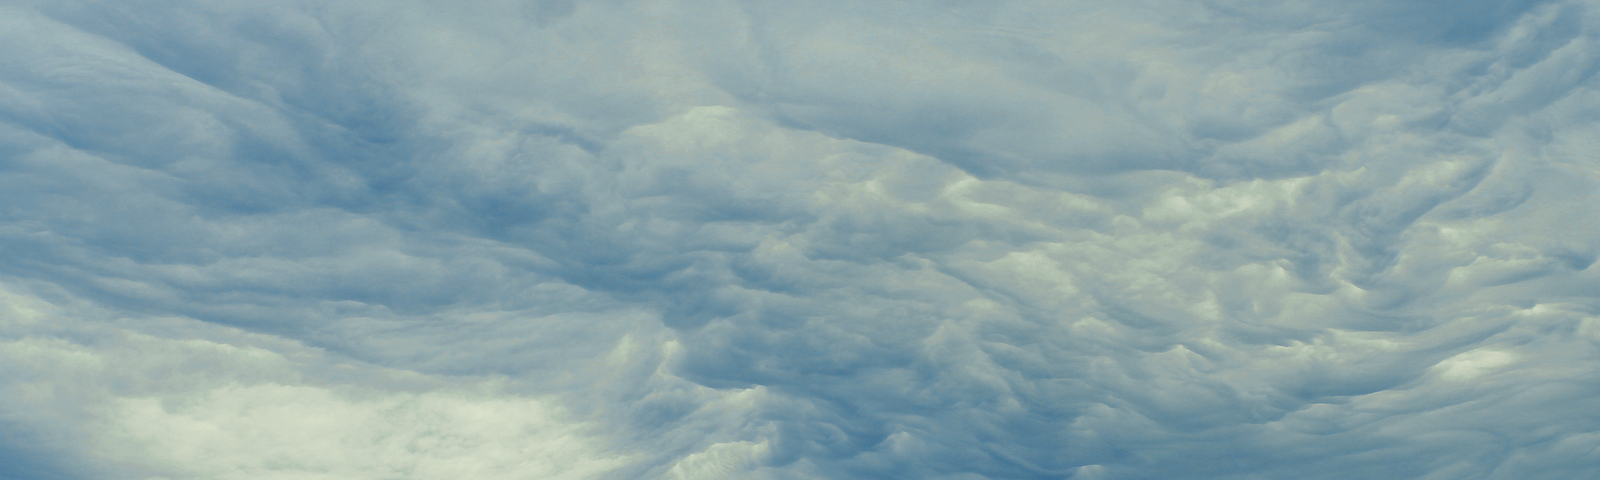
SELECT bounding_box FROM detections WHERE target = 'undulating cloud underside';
[2,0,1599,479]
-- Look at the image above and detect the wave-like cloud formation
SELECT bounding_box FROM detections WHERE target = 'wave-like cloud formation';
[2,0,1598,478]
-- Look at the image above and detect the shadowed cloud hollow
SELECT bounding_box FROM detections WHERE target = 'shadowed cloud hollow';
[2,0,1599,479]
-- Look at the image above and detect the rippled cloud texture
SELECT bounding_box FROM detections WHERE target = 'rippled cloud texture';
[3,0,1599,478]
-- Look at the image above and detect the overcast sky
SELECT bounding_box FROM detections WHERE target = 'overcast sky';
[2,0,1599,479]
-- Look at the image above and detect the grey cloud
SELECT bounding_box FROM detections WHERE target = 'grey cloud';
[3,0,1600,479]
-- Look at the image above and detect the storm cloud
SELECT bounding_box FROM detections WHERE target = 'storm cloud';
[2,0,1599,479]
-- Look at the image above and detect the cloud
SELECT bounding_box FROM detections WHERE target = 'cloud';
[2,0,1599,478]
[0,283,632,480]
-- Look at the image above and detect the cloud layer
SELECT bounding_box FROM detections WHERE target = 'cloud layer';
[2,0,1599,478]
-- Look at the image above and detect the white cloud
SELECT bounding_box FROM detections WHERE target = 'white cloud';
[0,283,632,480]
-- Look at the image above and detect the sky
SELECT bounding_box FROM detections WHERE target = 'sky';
[1,0,1599,479]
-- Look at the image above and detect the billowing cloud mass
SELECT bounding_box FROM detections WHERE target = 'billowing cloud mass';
[2,0,1599,478]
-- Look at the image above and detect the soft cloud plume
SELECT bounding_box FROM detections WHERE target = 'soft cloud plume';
[0,284,632,479]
